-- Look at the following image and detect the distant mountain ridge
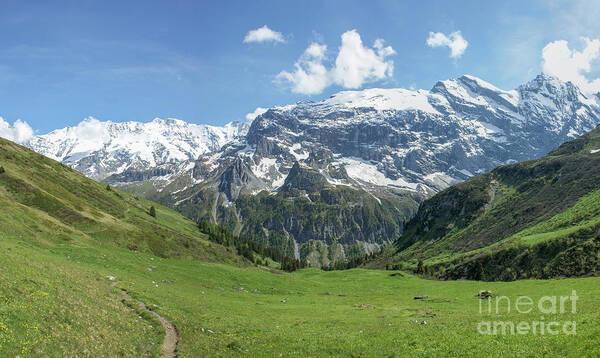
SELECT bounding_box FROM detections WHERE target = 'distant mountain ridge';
[22,73,600,267]
[26,117,249,182]
[226,73,600,194]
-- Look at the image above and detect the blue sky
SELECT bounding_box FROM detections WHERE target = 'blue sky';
[1,0,600,135]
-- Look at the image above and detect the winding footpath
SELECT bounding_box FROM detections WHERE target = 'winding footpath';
[113,282,179,357]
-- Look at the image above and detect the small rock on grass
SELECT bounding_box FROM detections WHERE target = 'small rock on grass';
[356,303,376,309]
[476,290,493,299]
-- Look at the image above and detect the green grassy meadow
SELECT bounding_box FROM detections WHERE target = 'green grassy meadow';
[2,235,599,357]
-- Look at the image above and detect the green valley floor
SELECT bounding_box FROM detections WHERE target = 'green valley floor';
[1,237,599,357]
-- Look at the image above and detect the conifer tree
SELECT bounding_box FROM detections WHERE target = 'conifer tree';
[416,260,424,275]
[474,262,486,281]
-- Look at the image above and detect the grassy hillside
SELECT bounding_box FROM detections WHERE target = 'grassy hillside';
[2,137,600,356]
[382,125,600,280]
[0,137,243,262]
[0,138,242,356]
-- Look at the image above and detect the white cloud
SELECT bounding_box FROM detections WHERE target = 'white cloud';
[276,43,330,94]
[244,25,285,44]
[245,107,268,121]
[304,42,327,58]
[426,31,468,58]
[276,30,395,95]
[542,38,600,93]
[0,117,34,143]
[331,31,396,88]
[74,117,108,141]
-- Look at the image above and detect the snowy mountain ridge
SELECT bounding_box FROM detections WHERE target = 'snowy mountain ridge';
[26,117,249,180]
[26,73,600,192]
[187,73,600,195]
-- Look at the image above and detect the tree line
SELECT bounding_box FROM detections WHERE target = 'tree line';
[320,249,383,271]
[198,220,387,272]
[197,220,304,272]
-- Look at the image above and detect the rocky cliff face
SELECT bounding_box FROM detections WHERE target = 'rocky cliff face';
[24,74,600,267]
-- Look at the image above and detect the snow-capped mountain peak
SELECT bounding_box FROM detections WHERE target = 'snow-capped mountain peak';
[26,74,600,193]
[323,87,438,113]
[196,73,600,199]
[26,117,249,180]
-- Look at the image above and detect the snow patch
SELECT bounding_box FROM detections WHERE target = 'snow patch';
[325,88,439,114]
[567,127,579,138]
[339,157,418,190]
[424,172,460,188]
[252,157,278,178]
[290,143,309,160]
[458,169,474,177]
[473,121,507,143]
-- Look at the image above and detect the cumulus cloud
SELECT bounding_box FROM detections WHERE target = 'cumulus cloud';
[74,117,109,141]
[426,31,468,58]
[276,43,330,94]
[244,25,285,44]
[332,31,396,88]
[542,38,600,93]
[276,30,395,95]
[0,117,34,143]
[245,107,268,121]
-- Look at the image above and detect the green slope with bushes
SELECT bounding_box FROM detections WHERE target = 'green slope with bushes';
[381,126,600,280]
[0,137,242,263]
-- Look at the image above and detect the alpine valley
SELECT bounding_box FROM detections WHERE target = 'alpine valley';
[26,74,600,267]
